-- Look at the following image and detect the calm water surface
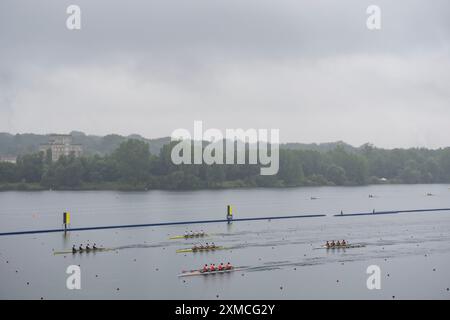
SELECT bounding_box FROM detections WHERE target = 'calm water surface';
[1,184,450,299]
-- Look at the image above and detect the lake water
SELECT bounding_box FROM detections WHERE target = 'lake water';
[1,184,450,299]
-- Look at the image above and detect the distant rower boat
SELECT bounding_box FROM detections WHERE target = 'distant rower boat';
[314,244,366,250]
[178,267,243,277]
[169,233,208,240]
[53,247,113,255]
[176,246,227,253]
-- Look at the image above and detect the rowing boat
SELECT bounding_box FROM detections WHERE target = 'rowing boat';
[53,248,114,255]
[176,246,227,253]
[314,244,366,250]
[170,234,208,240]
[178,267,243,277]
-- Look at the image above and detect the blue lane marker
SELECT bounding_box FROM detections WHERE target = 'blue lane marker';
[334,208,450,217]
[0,214,325,237]
[1,208,449,237]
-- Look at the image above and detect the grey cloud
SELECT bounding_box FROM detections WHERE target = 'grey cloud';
[0,0,449,148]
[2,0,449,63]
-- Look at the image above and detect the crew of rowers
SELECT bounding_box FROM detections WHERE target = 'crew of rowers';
[184,230,206,238]
[72,243,99,253]
[192,242,217,251]
[325,240,347,248]
[201,262,233,273]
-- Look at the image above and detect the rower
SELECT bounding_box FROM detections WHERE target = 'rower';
[202,264,209,273]
[225,262,233,270]
[79,244,84,252]
[218,263,224,271]
[86,244,91,252]
[210,264,216,272]
[325,241,330,248]
[211,242,216,248]
[200,230,205,236]
[330,241,335,247]
[184,231,189,238]
[342,240,347,246]
[93,243,97,250]
[205,242,210,249]
[190,231,194,237]
[72,245,77,254]
[336,240,341,247]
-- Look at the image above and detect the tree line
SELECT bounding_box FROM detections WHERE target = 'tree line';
[1,139,450,190]
[0,132,170,157]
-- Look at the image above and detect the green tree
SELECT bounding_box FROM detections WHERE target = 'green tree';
[328,147,368,185]
[16,152,44,183]
[0,162,17,182]
[326,165,347,185]
[112,140,151,184]
[278,150,305,185]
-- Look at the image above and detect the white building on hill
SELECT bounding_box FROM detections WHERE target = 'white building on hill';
[39,134,83,162]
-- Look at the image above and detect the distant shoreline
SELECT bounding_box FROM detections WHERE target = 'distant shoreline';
[1,181,447,192]
[2,139,450,192]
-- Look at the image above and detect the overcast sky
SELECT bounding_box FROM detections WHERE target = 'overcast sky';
[0,0,449,148]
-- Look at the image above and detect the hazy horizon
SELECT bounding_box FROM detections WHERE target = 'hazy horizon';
[1,0,449,149]
[3,130,450,151]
